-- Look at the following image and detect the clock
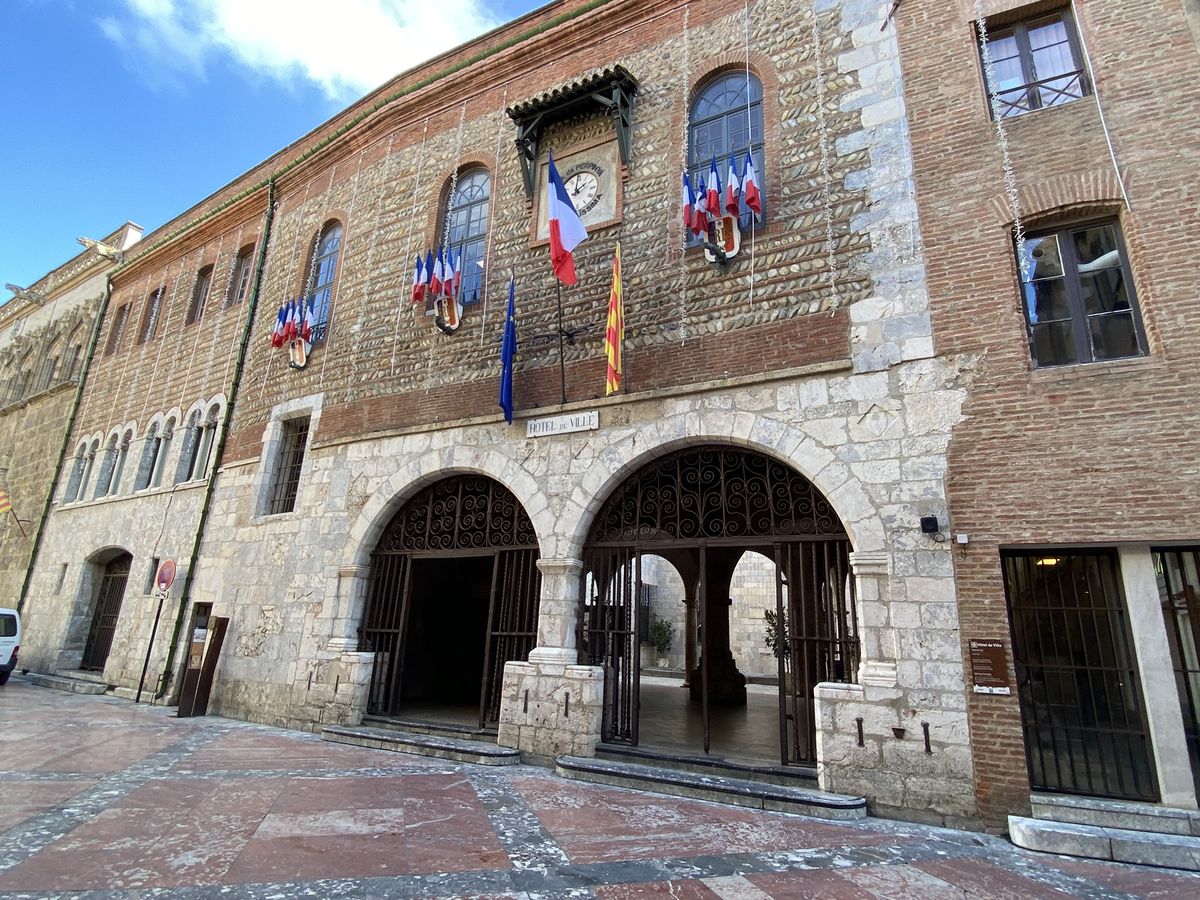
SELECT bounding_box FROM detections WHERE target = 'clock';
[563,165,602,217]
[532,136,623,245]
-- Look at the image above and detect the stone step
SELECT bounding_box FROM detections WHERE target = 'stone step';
[555,755,866,821]
[361,715,499,743]
[595,743,818,788]
[1009,815,1200,871]
[28,672,111,695]
[321,725,520,766]
[1030,793,1200,836]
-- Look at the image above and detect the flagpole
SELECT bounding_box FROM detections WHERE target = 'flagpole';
[556,280,567,405]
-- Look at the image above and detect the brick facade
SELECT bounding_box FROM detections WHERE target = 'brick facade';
[894,0,1200,826]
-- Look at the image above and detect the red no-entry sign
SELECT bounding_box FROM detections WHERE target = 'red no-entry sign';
[156,559,177,592]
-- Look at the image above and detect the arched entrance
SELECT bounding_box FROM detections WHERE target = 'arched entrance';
[581,446,858,766]
[359,474,541,729]
[82,552,132,671]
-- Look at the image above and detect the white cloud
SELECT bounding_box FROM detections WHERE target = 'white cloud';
[99,0,502,100]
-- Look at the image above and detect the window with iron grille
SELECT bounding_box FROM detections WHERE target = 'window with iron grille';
[1018,220,1147,368]
[269,416,309,514]
[980,9,1090,118]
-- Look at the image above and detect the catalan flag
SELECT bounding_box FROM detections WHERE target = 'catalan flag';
[0,487,10,515]
[604,242,624,396]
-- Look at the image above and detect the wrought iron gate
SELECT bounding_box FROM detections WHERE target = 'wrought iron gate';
[1004,550,1158,801]
[82,553,132,671]
[359,475,540,727]
[776,540,858,765]
[1154,547,1199,798]
[580,446,857,763]
[482,548,542,724]
[580,547,641,743]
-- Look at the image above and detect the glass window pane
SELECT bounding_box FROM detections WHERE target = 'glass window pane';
[1080,270,1130,316]
[988,34,1025,91]
[1021,235,1064,281]
[1072,225,1119,269]
[1031,321,1078,367]
[1089,312,1140,361]
[1024,279,1071,324]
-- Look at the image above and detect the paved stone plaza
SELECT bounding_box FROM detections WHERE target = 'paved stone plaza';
[0,679,1195,898]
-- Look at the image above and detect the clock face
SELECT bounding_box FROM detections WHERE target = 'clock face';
[534,141,622,244]
[564,169,601,216]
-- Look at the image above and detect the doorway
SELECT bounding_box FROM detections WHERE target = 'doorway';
[580,446,857,767]
[359,475,541,729]
[82,552,132,672]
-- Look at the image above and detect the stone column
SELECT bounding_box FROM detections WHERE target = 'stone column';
[1118,545,1198,809]
[528,557,582,665]
[849,550,897,687]
[327,564,370,653]
[498,556,604,759]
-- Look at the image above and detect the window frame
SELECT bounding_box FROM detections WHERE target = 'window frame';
[441,170,490,310]
[980,8,1091,119]
[687,70,766,239]
[187,265,214,325]
[224,245,256,309]
[136,287,165,345]
[1017,217,1148,369]
[306,223,343,345]
[104,303,132,356]
[268,416,310,515]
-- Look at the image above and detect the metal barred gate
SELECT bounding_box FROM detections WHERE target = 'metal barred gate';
[580,446,858,765]
[359,475,541,728]
[82,553,132,672]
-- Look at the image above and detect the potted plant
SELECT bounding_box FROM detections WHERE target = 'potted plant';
[650,616,673,668]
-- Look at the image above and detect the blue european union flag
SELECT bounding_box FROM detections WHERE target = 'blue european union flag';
[498,277,516,424]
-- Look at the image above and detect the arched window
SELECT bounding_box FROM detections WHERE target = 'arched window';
[444,170,490,305]
[151,417,175,488]
[689,71,765,230]
[136,287,165,345]
[111,430,133,494]
[95,434,120,497]
[38,339,62,392]
[187,265,214,324]
[307,221,343,344]
[195,404,220,478]
[177,411,203,484]
[14,352,33,401]
[79,438,100,500]
[64,442,89,502]
[65,325,84,380]
[135,424,160,491]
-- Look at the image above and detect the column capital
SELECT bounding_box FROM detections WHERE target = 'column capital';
[849,550,890,578]
[536,557,584,578]
[339,564,370,580]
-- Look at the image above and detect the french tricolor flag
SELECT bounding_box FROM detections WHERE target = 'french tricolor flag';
[443,247,457,298]
[682,172,695,232]
[430,249,444,296]
[271,305,286,347]
[547,153,587,285]
[742,151,762,220]
[411,255,425,303]
[725,154,741,217]
[706,157,722,215]
[692,180,709,236]
[452,247,463,298]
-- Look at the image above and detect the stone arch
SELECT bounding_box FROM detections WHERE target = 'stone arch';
[557,415,885,561]
[344,444,550,571]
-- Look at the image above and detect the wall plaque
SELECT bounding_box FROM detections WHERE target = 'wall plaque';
[526,410,599,438]
[969,639,1011,695]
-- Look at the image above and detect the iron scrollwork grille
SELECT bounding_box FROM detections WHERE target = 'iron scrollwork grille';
[588,446,844,546]
[374,475,538,554]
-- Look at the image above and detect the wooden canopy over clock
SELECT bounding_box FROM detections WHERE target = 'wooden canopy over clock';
[506,65,639,201]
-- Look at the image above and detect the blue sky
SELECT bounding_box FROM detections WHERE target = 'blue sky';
[2,0,543,295]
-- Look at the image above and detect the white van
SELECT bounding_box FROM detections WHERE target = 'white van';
[0,607,20,685]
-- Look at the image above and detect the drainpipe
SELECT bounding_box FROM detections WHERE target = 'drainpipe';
[156,178,277,700]
[17,276,113,614]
